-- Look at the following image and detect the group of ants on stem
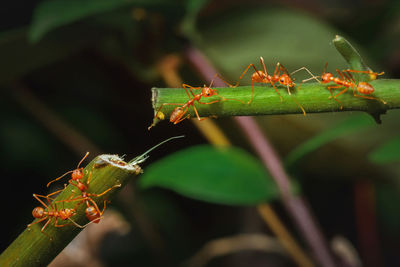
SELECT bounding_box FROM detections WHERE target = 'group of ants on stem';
[27,153,121,239]
[148,57,386,129]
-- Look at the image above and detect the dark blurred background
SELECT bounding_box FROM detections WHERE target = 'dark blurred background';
[1,0,400,266]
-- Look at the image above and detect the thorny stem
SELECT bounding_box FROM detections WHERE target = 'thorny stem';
[185,46,336,267]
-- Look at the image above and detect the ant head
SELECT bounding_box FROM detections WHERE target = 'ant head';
[321,72,333,84]
[202,87,217,97]
[60,208,75,220]
[32,207,45,218]
[252,71,265,83]
[278,74,293,86]
[71,169,84,180]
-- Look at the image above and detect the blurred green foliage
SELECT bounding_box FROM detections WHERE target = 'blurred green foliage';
[369,135,400,164]
[140,145,279,205]
[285,113,375,168]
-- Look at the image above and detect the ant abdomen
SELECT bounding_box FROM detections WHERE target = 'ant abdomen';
[357,82,374,95]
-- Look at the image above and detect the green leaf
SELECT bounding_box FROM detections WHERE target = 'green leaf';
[30,0,136,42]
[0,27,98,82]
[181,0,210,40]
[29,0,181,43]
[285,114,375,168]
[333,35,376,83]
[369,135,400,164]
[139,145,279,205]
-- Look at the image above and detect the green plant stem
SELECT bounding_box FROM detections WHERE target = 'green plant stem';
[0,155,141,267]
[150,79,398,124]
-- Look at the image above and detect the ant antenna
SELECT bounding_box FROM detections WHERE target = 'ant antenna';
[323,62,329,74]
[77,152,90,169]
[129,135,185,165]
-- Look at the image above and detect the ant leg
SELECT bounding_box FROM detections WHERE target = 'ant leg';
[331,87,349,110]
[221,63,258,88]
[248,80,255,104]
[174,114,191,124]
[172,106,190,124]
[47,170,73,188]
[68,218,96,228]
[342,71,355,84]
[40,218,53,240]
[190,105,218,122]
[90,184,121,198]
[220,96,246,105]
[336,69,347,82]
[46,184,68,200]
[342,69,384,81]
[326,85,343,98]
[197,98,223,105]
[271,82,283,102]
[286,84,291,95]
[273,62,282,76]
[86,171,92,185]
[352,93,387,104]
[333,86,349,98]
[182,84,198,98]
[212,73,235,87]
[192,104,205,121]
[33,194,52,211]
[290,96,306,116]
[27,216,49,228]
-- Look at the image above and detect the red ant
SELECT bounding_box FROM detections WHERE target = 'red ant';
[303,62,386,109]
[47,152,120,223]
[27,192,93,239]
[220,57,311,115]
[46,152,89,188]
[148,79,245,129]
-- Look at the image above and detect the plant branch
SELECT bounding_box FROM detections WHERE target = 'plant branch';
[150,79,397,126]
[0,155,141,267]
